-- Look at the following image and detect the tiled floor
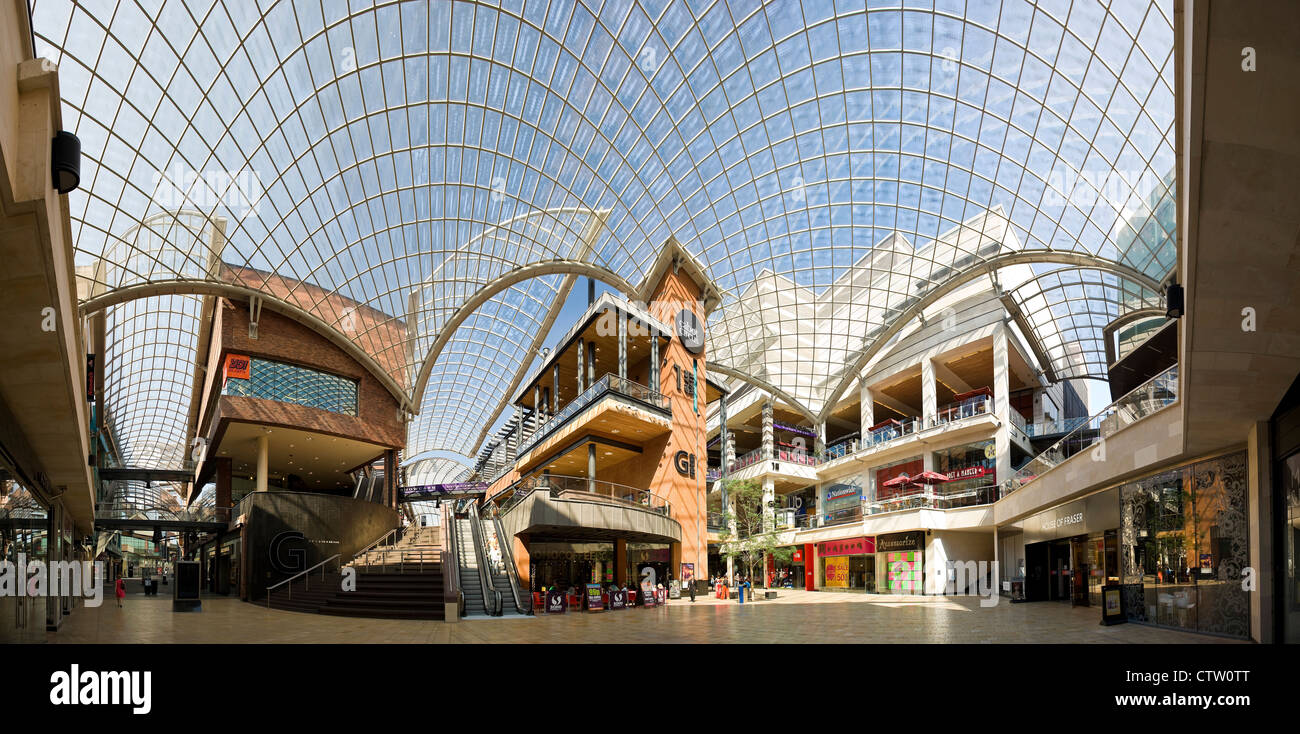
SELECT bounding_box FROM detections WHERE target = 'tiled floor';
[41,590,1243,644]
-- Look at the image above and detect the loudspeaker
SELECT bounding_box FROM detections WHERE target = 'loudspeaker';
[1165,283,1184,319]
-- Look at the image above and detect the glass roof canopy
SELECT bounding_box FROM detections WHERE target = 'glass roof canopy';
[33,0,1176,469]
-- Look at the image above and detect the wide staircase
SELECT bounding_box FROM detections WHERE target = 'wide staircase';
[264,525,447,620]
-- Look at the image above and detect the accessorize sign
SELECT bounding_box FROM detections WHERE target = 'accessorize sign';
[876,531,925,553]
[586,584,604,611]
[817,536,875,557]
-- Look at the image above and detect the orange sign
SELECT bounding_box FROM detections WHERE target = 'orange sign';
[224,353,251,381]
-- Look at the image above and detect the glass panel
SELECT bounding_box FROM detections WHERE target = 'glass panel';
[223,358,359,416]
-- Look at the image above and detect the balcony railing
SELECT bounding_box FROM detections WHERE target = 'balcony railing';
[929,395,992,428]
[1009,365,1179,493]
[726,446,820,473]
[516,373,669,458]
[492,473,671,517]
[728,447,767,472]
[1024,416,1089,437]
[868,483,1001,514]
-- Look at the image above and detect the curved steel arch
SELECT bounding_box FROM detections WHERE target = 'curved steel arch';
[816,252,1164,422]
[707,363,819,428]
[79,281,412,410]
[409,260,639,406]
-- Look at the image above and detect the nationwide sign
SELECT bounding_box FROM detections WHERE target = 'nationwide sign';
[400,482,488,501]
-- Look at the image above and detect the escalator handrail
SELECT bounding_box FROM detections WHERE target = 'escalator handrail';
[466,512,502,616]
[444,515,463,618]
[485,503,529,615]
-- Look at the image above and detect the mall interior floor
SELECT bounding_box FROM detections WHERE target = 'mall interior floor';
[41,590,1240,644]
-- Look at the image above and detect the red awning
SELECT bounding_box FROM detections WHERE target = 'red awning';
[869,418,902,431]
[913,470,951,484]
[880,473,914,488]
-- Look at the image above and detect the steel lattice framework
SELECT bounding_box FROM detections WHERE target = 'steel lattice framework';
[35,0,1176,468]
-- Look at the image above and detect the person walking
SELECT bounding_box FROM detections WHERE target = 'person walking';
[114,577,125,608]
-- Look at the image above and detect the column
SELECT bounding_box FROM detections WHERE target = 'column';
[649,333,660,391]
[588,277,595,306]
[815,420,827,455]
[577,340,586,394]
[859,384,874,442]
[762,476,775,532]
[215,457,232,523]
[255,434,269,492]
[718,390,730,496]
[533,386,543,424]
[762,400,774,458]
[993,324,1012,493]
[587,340,596,385]
[587,442,597,493]
[552,364,560,414]
[617,309,628,380]
[921,357,938,427]
[803,543,815,591]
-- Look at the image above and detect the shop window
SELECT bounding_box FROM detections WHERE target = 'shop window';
[1119,452,1249,638]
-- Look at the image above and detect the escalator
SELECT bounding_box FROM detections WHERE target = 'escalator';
[452,512,500,617]
[480,504,529,616]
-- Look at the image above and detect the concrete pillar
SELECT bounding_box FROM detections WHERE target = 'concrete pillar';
[587,340,596,385]
[993,324,1012,490]
[762,400,774,458]
[617,309,628,380]
[762,476,775,532]
[215,457,232,522]
[649,334,660,391]
[587,442,597,493]
[859,384,874,436]
[551,364,559,413]
[255,434,269,492]
[577,340,585,394]
[533,386,542,423]
[921,358,938,427]
[815,420,826,455]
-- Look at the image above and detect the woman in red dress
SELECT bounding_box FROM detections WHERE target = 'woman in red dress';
[114,577,125,608]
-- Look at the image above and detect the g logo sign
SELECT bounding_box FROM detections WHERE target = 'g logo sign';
[269,531,307,575]
[674,450,696,478]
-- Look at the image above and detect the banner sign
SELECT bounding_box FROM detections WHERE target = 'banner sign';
[817,536,875,557]
[679,563,694,585]
[669,581,681,599]
[545,590,566,614]
[400,482,488,500]
[876,531,925,553]
[825,483,861,501]
[641,579,656,607]
[947,465,990,481]
[86,354,95,402]
[609,589,627,610]
[223,353,251,381]
[824,556,849,588]
[792,549,802,562]
[585,584,604,611]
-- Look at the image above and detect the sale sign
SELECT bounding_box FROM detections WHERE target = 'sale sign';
[586,584,604,611]
[824,556,849,588]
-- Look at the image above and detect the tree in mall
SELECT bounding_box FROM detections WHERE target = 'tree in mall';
[717,478,795,587]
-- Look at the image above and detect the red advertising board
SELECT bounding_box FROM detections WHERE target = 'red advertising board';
[817,536,875,557]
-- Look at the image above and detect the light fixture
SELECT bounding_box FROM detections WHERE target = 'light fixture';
[1164,283,1184,319]
[51,131,80,193]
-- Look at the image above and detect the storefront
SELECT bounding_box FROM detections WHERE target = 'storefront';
[818,536,875,592]
[874,458,923,507]
[627,542,672,588]
[1007,488,1120,606]
[876,531,925,593]
[820,479,863,526]
[528,541,614,592]
[931,443,997,506]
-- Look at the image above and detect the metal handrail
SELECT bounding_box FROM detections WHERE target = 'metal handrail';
[492,474,671,517]
[467,512,502,616]
[266,554,340,608]
[350,526,400,565]
[516,373,669,457]
[446,513,465,617]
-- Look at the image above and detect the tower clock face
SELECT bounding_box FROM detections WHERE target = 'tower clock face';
[675,308,705,355]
